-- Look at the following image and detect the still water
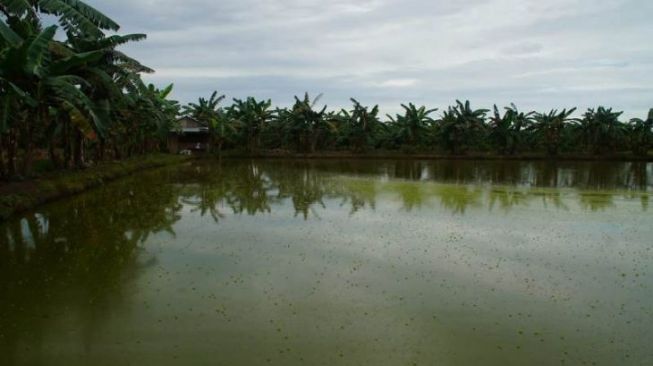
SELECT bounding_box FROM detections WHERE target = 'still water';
[1,159,652,365]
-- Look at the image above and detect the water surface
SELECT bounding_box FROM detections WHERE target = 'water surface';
[1,159,652,365]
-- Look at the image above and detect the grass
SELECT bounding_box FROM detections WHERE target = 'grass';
[0,154,190,221]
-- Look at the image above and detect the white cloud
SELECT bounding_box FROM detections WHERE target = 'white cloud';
[89,0,653,119]
[378,79,419,88]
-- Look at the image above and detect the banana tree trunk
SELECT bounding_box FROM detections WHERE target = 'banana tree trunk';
[0,135,5,178]
[48,141,61,169]
[73,130,84,168]
[7,131,17,177]
[63,121,72,168]
[310,132,319,153]
[207,124,214,154]
[21,124,34,176]
[216,139,224,158]
[97,137,105,162]
[248,132,259,154]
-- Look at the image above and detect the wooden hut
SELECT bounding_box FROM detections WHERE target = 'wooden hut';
[167,117,210,154]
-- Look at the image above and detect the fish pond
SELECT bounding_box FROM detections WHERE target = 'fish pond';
[1,159,652,365]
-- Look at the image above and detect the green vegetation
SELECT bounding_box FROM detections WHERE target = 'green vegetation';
[2,2,652,182]
[186,93,653,159]
[0,0,179,179]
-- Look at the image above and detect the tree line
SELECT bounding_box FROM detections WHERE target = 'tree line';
[2,2,652,181]
[184,93,653,158]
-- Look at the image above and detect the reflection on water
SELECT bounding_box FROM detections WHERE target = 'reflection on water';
[0,159,651,365]
[174,159,651,218]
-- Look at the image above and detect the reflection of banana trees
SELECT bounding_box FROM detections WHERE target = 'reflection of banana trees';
[181,186,229,223]
[387,182,432,211]
[226,162,273,215]
[488,188,529,211]
[434,185,483,214]
[266,163,335,219]
[177,161,274,219]
[0,173,181,361]
[393,161,427,180]
[336,179,378,215]
[287,172,327,219]
[624,163,650,211]
[578,193,615,212]
[177,161,650,221]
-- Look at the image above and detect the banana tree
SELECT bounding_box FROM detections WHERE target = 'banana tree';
[0,24,107,174]
[124,82,179,155]
[387,103,437,147]
[489,103,534,155]
[578,107,626,155]
[227,97,274,153]
[278,93,331,153]
[529,108,577,156]
[208,108,238,155]
[0,0,120,38]
[52,32,152,163]
[629,109,653,156]
[337,98,383,151]
[183,91,225,153]
[0,0,140,173]
[436,100,488,154]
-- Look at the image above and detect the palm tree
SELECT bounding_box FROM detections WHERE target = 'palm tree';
[529,108,577,156]
[436,100,488,154]
[628,109,653,156]
[489,104,534,155]
[387,103,437,147]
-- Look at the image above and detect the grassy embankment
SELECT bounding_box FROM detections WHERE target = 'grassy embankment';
[0,154,190,221]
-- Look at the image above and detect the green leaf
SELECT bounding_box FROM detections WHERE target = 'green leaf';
[60,0,119,30]
[96,33,146,49]
[24,25,57,76]
[0,19,23,47]
[0,0,32,15]
[48,50,103,74]
[39,0,119,38]
[160,84,174,99]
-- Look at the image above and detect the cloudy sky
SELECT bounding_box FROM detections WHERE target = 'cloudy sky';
[90,0,652,119]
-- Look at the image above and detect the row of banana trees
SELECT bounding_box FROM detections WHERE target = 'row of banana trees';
[183,92,653,157]
[0,0,179,178]
[2,2,652,180]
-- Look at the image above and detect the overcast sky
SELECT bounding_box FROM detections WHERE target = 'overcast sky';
[89,0,652,119]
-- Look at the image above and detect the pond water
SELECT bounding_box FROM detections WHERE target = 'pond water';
[1,159,652,365]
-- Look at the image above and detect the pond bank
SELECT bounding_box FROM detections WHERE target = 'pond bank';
[0,154,191,221]
[219,150,653,161]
